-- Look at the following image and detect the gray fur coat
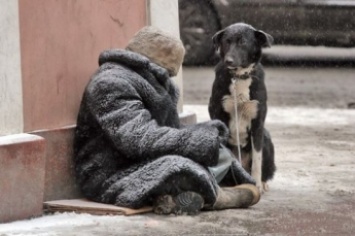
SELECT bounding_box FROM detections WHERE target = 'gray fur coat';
[73,49,229,208]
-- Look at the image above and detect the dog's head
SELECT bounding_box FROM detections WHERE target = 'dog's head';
[212,23,273,70]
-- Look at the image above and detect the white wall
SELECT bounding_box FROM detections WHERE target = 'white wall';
[0,0,23,136]
[147,0,184,112]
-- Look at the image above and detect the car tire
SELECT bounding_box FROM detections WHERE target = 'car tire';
[179,0,220,65]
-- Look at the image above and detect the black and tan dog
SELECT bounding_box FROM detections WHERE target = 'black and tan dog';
[209,23,276,193]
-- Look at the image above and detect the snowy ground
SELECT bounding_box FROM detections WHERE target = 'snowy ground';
[1,105,354,236]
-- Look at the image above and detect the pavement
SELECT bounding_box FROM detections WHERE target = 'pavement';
[0,103,354,236]
[1,58,355,235]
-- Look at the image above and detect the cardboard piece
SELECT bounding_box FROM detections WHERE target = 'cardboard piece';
[44,199,153,216]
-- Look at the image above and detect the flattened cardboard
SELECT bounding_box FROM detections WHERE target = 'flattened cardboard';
[44,199,153,216]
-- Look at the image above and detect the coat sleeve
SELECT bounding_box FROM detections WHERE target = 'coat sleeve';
[85,75,221,167]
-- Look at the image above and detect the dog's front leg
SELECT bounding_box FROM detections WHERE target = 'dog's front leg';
[251,124,264,193]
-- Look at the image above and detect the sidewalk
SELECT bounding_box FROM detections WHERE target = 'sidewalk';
[1,105,354,236]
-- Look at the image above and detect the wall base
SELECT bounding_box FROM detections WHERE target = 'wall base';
[0,134,45,223]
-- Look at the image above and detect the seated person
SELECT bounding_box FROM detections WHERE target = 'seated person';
[73,26,260,215]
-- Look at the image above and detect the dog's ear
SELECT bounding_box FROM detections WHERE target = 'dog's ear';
[212,29,225,52]
[255,30,274,48]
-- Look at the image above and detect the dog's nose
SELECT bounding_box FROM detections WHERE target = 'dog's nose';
[225,57,234,66]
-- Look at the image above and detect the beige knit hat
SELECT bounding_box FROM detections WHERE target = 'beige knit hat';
[126,26,185,76]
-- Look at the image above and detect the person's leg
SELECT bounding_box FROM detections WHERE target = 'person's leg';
[148,156,218,215]
[155,183,261,214]
[79,153,260,214]
[153,191,205,215]
[206,184,260,210]
[152,156,261,214]
[100,155,218,213]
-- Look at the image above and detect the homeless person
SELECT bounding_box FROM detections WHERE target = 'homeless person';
[73,26,260,215]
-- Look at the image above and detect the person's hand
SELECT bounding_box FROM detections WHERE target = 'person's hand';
[180,120,229,166]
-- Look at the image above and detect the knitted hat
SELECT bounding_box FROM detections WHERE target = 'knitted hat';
[126,26,185,76]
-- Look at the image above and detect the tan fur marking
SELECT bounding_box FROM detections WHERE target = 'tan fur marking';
[222,77,258,148]
[221,65,268,193]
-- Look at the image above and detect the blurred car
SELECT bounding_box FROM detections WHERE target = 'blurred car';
[178,0,355,65]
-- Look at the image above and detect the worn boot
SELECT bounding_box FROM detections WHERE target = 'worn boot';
[153,191,204,215]
[207,184,260,210]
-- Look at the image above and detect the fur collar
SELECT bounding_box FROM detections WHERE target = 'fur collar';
[98,49,170,85]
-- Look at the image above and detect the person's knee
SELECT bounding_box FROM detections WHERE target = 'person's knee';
[159,155,198,170]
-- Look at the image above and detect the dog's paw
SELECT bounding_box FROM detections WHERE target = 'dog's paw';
[262,182,269,192]
[256,181,264,194]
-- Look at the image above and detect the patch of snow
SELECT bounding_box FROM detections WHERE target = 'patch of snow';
[183,105,355,126]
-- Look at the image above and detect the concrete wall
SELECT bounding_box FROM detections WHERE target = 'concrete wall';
[147,0,184,112]
[19,0,147,132]
[0,0,24,136]
[0,0,148,223]
[0,0,184,134]
[0,0,192,223]
[0,134,45,223]
[147,0,180,37]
